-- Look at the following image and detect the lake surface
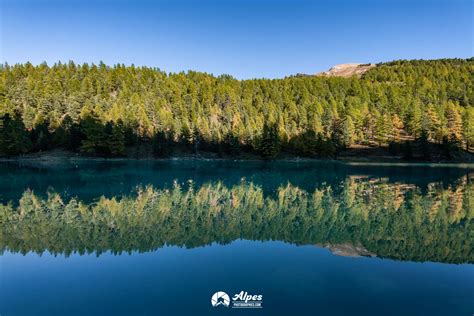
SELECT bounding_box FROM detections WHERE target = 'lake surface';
[1,160,473,316]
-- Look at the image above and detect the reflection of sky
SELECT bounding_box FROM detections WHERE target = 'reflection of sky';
[2,240,473,315]
[2,0,472,79]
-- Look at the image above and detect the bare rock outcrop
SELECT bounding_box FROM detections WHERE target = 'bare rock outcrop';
[317,63,375,77]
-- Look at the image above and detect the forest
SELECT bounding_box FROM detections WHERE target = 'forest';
[1,176,472,263]
[0,58,473,159]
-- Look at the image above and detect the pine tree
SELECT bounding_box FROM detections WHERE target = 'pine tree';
[445,102,463,142]
[107,120,125,156]
[462,107,474,151]
[406,102,422,138]
[0,113,32,157]
[321,107,334,139]
[422,105,442,143]
[392,114,404,141]
[258,122,281,160]
[80,112,107,156]
[298,130,319,157]
[375,113,392,146]
[342,116,355,148]
[31,120,53,151]
[362,111,376,144]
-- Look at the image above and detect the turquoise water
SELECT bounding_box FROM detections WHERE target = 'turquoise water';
[1,160,473,315]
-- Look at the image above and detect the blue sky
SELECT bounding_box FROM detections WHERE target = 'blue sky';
[1,0,472,79]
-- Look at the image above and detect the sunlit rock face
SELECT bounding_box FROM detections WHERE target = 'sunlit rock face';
[317,63,376,77]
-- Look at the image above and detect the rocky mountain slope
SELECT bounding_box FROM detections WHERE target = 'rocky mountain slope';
[317,63,376,77]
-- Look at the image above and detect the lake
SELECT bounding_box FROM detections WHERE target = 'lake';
[0,160,473,316]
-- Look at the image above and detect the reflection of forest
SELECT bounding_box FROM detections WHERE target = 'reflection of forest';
[1,160,472,203]
[1,175,472,263]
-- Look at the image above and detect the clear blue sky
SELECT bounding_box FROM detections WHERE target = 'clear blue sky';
[1,0,472,79]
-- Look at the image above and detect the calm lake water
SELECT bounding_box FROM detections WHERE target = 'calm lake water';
[1,160,473,316]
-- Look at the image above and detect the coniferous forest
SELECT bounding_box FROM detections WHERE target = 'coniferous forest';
[0,58,473,160]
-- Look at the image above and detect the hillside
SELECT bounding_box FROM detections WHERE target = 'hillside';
[0,58,473,160]
[317,63,376,77]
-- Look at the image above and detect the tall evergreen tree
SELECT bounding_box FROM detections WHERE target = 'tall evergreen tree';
[0,113,32,157]
[258,122,281,159]
[80,112,108,156]
[342,116,355,148]
[445,102,463,142]
[462,107,474,151]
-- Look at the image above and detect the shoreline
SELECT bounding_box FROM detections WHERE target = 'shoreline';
[2,150,474,169]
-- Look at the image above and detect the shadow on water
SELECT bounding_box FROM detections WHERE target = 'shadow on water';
[0,159,472,202]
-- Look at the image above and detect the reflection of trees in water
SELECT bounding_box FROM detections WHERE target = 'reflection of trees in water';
[1,176,472,263]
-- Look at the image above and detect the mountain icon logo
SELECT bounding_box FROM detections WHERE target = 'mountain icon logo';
[211,291,230,307]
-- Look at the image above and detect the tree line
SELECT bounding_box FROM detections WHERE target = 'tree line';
[0,58,473,158]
